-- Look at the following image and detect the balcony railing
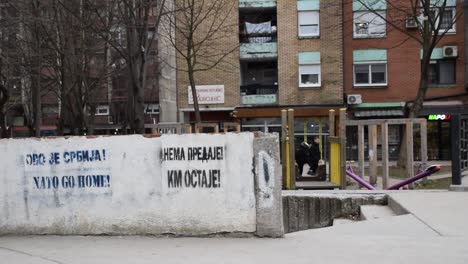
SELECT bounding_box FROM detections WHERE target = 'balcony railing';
[240,84,278,105]
[239,32,277,44]
[239,0,276,8]
[240,42,277,60]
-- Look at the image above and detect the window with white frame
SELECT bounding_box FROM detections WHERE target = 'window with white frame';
[353,11,386,38]
[111,26,126,48]
[353,63,387,86]
[299,64,321,87]
[145,104,159,114]
[433,7,456,33]
[96,105,110,116]
[298,11,320,37]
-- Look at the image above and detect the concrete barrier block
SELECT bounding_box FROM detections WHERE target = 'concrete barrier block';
[297,197,309,231]
[0,133,263,236]
[287,196,299,233]
[253,133,284,237]
[282,196,289,234]
[319,197,333,227]
[309,197,319,229]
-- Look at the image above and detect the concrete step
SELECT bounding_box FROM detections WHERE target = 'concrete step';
[360,205,397,220]
[333,218,358,225]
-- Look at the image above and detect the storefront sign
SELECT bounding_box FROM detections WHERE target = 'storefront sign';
[427,114,451,121]
[188,85,225,105]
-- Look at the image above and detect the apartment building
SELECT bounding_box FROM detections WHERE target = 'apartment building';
[176,0,344,147]
[343,0,466,160]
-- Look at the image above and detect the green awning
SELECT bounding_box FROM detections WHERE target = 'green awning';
[299,51,321,64]
[353,49,387,62]
[420,48,444,60]
[354,110,405,117]
[353,102,405,108]
[297,0,320,11]
[430,0,456,7]
[353,0,387,11]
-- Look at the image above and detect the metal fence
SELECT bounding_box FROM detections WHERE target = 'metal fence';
[451,114,468,185]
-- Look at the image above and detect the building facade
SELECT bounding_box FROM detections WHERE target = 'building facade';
[175,0,344,156]
[343,0,466,160]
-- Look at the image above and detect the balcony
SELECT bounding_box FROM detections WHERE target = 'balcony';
[240,84,278,105]
[240,41,277,60]
[239,10,277,60]
[239,0,276,8]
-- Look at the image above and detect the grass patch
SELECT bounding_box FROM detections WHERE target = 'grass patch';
[349,165,451,179]
[415,178,451,190]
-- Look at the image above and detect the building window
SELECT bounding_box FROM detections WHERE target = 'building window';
[353,11,386,38]
[96,105,110,116]
[145,104,159,114]
[428,59,456,85]
[435,7,456,33]
[298,11,319,37]
[352,0,386,38]
[354,63,387,86]
[299,64,321,87]
[111,26,126,48]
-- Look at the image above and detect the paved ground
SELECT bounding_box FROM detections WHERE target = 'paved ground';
[1,191,467,264]
[0,230,467,264]
[389,192,468,236]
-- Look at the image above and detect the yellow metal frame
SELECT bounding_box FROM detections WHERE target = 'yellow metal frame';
[329,137,341,186]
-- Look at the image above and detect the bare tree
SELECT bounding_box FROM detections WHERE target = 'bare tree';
[0,0,48,137]
[85,0,167,134]
[164,0,238,124]
[40,0,118,135]
[11,0,46,137]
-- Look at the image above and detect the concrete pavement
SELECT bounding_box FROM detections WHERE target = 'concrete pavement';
[388,192,468,236]
[0,229,467,264]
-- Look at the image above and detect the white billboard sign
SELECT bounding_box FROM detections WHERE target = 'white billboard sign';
[188,85,225,105]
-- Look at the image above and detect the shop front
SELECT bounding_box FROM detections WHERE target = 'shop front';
[235,106,341,173]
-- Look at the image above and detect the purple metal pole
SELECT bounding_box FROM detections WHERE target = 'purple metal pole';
[346,169,376,190]
[386,166,441,190]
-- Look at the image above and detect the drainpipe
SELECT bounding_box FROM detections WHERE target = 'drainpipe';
[341,0,346,106]
[465,0,468,89]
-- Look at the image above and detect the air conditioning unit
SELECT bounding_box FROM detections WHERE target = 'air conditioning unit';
[347,94,362,105]
[443,46,458,57]
[405,17,418,29]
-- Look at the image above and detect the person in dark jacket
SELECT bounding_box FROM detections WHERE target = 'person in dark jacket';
[309,136,321,174]
[295,141,311,175]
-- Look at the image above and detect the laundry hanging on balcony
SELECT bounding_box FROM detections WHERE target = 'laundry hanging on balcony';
[245,21,272,43]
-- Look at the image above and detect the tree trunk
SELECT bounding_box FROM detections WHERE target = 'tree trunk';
[134,46,146,134]
[87,105,96,135]
[188,66,201,124]
[32,71,41,137]
[133,69,145,134]
[0,84,9,138]
[397,6,433,168]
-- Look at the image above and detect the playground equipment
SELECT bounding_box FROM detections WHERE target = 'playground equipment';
[346,163,441,190]
[258,107,439,191]
[328,109,431,190]
[280,108,337,190]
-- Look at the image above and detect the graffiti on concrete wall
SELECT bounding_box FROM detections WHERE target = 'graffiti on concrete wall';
[161,145,225,189]
[23,149,111,191]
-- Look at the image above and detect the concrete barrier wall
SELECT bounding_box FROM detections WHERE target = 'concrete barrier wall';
[0,133,283,236]
[282,192,387,233]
